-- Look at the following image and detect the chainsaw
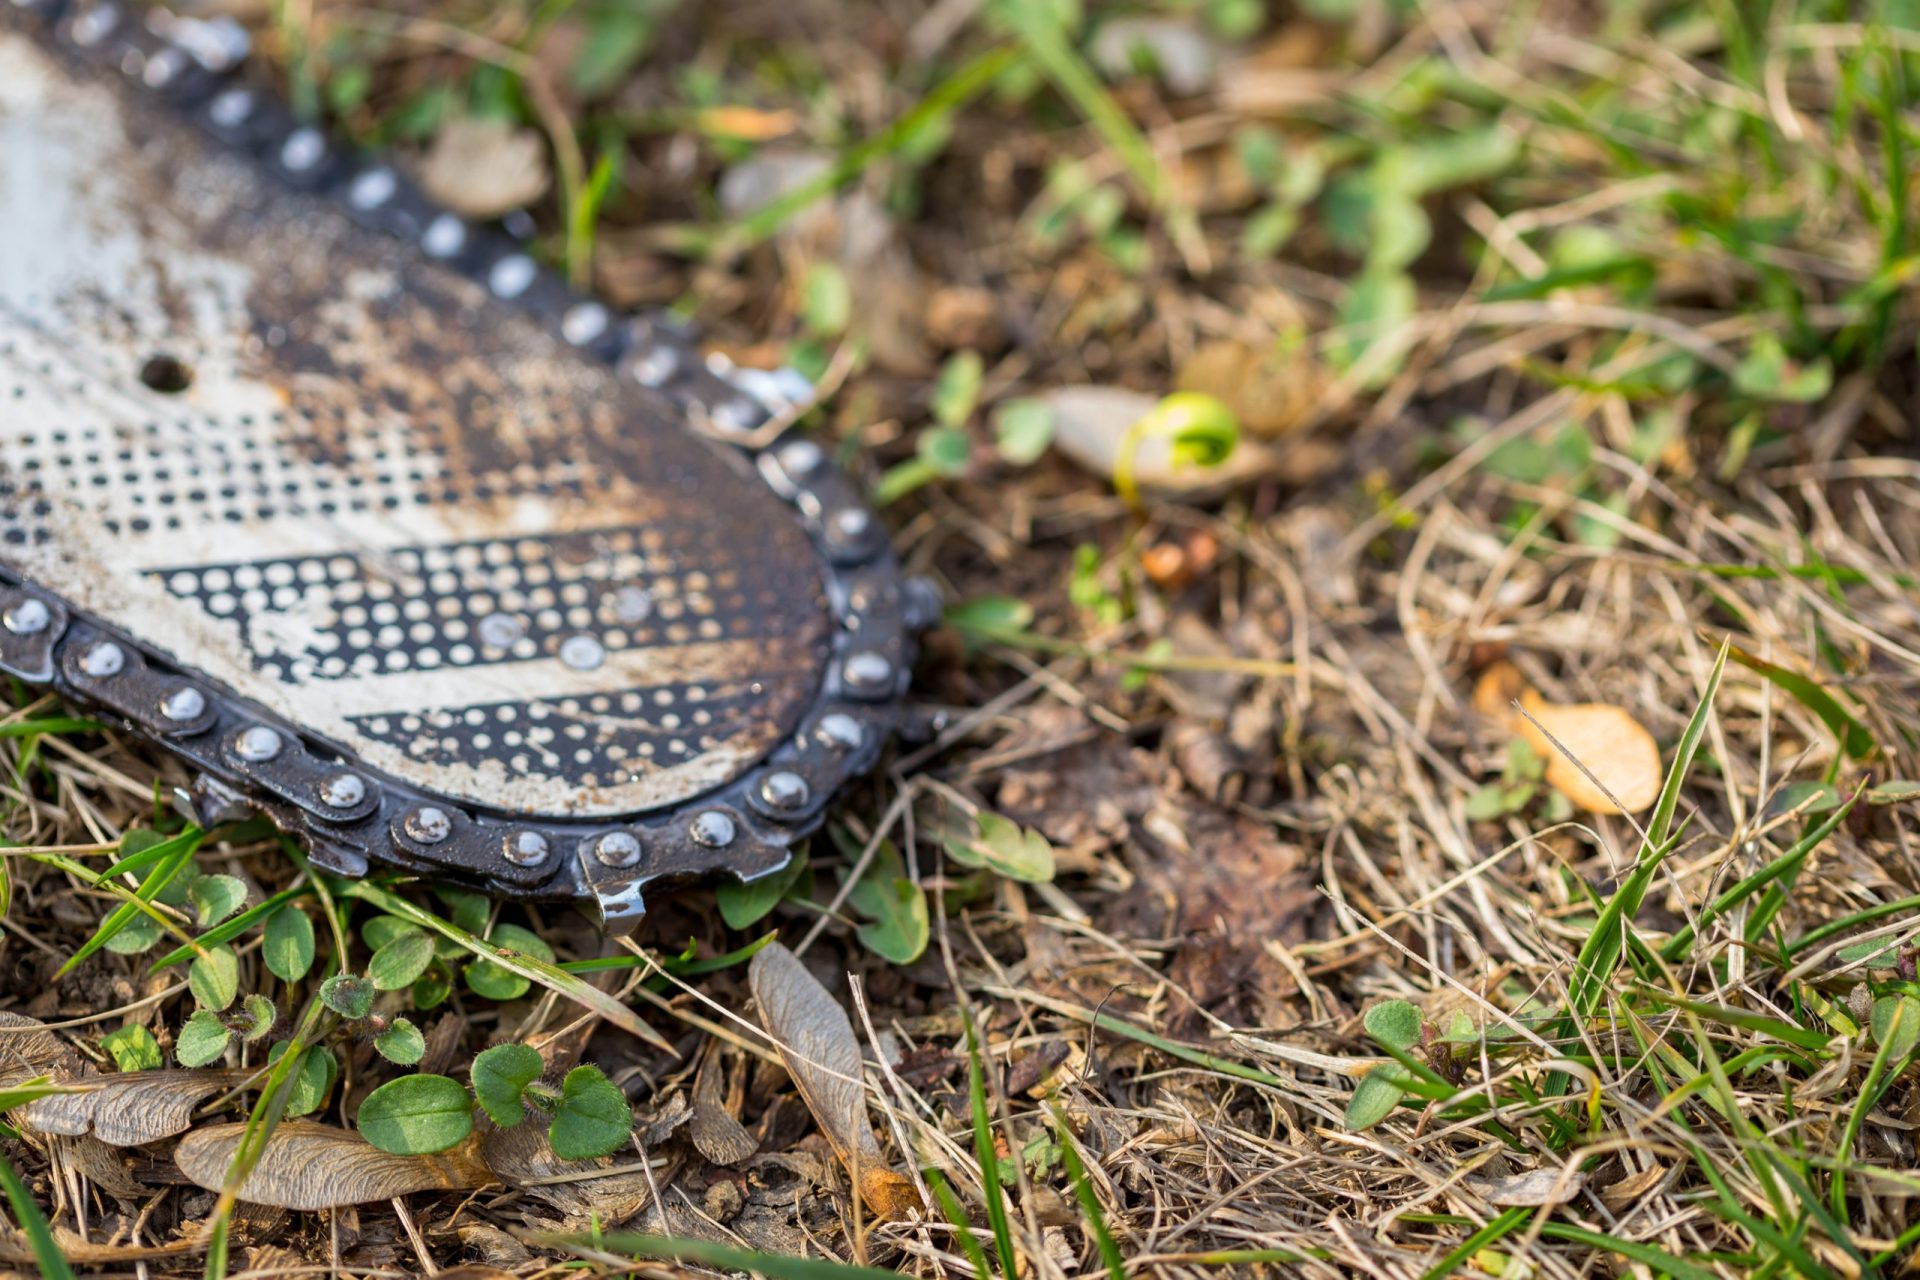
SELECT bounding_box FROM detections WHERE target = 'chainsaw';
[0,1,932,931]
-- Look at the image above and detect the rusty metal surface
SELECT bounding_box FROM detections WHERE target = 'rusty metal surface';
[0,3,928,928]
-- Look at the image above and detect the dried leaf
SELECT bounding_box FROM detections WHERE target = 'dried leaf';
[689,1044,757,1166]
[1472,661,1661,815]
[1519,692,1661,815]
[0,1011,80,1087]
[481,1120,665,1225]
[174,1121,491,1209]
[747,943,921,1220]
[1174,339,1324,437]
[418,117,551,219]
[1469,1166,1587,1207]
[1598,1161,1668,1210]
[19,1070,248,1146]
[50,1134,141,1199]
[1469,660,1528,722]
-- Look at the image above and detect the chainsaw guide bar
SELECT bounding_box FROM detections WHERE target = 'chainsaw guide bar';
[0,1,932,930]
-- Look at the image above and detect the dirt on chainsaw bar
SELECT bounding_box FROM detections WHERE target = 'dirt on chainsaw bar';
[5,1,1920,1278]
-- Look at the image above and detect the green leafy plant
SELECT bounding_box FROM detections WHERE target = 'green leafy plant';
[266,1041,339,1118]
[262,905,316,982]
[174,994,277,1067]
[944,811,1056,883]
[992,397,1054,465]
[1465,737,1572,822]
[189,944,240,1012]
[319,972,375,1021]
[845,840,929,964]
[357,1073,475,1156]
[101,1024,162,1072]
[464,922,556,1000]
[368,928,436,991]
[1344,1000,1421,1130]
[175,1011,233,1069]
[877,351,986,504]
[715,847,810,929]
[354,1047,633,1159]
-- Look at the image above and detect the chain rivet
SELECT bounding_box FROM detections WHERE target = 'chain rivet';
[79,641,125,678]
[281,128,325,173]
[593,831,642,868]
[318,772,366,809]
[777,440,824,475]
[70,4,119,46]
[349,168,397,210]
[690,810,737,848]
[404,806,452,844]
[758,771,810,812]
[208,87,253,129]
[815,713,864,751]
[504,830,551,867]
[234,725,282,761]
[2,599,49,636]
[562,303,609,346]
[632,347,679,388]
[422,214,466,259]
[710,397,757,432]
[844,651,892,692]
[829,508,873,543]
[488,254,537,298]
[160,686,206,722]
[142,48,185,88]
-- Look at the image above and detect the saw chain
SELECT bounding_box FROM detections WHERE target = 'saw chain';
[0,0,934,931]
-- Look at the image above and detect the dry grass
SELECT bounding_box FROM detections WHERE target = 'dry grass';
[7,0,1920,1276]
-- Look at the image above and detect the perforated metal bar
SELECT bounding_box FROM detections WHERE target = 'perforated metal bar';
[0,0,933,930]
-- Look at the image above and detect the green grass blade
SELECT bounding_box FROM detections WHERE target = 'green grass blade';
[149,885,310,971]
[1156,1247,1332,1266]
[533,1232,909,1278]
[0,1079,68,1112]
[1050,1105,1124,1280]
[0,716,101,740]
[94,827,200,881]
[556,930,776,979]
[343,879,672,1051]
[1630,989,1832,1051]
[1565,826,1689,1020]
[1422,1206,1528,1280]
[1830,997,1918,1218]
[710,46,1016,255]
[203,995,329,1280]
[965,1009,1018,1280]
[1660,790,1860,962]
[1534,1223,1726,1280]
[1724,643,1874,759]
[926,1166,995,1280]
[1569,641,1727,1017]
[0,1148,75,1280]
[1786,892,1920,958]
[987,0,1200,263]
[55,829,205,979]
